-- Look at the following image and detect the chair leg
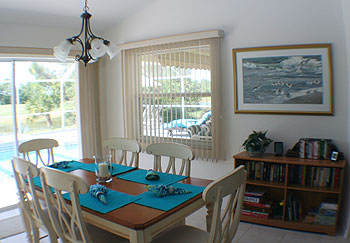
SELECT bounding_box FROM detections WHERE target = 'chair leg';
[32,225,40,243]
[19,207,34,243]
[47,229,58,243]
[206,202,214,232]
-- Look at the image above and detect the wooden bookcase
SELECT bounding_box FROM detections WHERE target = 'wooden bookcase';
[233,151,345,235]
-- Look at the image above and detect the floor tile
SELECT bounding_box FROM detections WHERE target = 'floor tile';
[281,231,323,243]
[237,224,286,243]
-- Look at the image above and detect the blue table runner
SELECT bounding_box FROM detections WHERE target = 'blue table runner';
[117,169,187,186]
[134,183,205,211]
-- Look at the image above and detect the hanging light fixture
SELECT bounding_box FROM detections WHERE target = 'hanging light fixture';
[53,0,120,66]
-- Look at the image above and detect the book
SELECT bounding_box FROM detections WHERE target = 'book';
[242,209,269,219]
[243,201,273,209]
[244,187,267,197]
[244,195,263,203]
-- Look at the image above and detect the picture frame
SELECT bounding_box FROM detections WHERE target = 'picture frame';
[330,151,339,162]
[232,44,333,115]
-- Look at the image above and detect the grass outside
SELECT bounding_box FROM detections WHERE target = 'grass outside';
[0,104,77,135]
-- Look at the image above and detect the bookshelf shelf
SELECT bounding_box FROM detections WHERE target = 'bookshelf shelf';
[247,179,285,189]
[287,185,340,194]
[234,151,345,235]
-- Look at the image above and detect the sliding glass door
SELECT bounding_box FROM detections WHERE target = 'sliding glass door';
[0,59,79,209]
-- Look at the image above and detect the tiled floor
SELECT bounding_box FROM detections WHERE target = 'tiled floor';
[1,206,349,243]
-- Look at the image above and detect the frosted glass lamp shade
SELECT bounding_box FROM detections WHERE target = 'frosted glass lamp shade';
[54,40,73,62]
[90,39,107,59]
[106,42,120,59]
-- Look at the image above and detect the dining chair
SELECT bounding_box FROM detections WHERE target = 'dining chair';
[146,142,194,176]
[12,157,57,243]
[152,165,247,243]
[40,167,128,243]
[18,138,59,167]
[103,137,142,167]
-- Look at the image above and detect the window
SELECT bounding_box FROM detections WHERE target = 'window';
[122,31,223,159]
[0,58,78,209]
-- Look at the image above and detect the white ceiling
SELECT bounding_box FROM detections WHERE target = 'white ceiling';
[0,0,156,33]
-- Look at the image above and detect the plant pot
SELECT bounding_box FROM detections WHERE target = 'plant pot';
[247,148,265,157]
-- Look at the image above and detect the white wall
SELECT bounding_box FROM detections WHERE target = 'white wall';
[0,23,78,48]
[100,0,350,235]
[340,0,350,237]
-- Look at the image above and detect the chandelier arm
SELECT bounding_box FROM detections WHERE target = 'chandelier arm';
[85,17,105,42]
[73,38,85,62]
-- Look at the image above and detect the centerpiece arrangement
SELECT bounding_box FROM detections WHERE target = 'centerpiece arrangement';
[242,130,273,157]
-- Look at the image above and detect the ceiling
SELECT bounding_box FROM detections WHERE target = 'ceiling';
[0,0,156,33]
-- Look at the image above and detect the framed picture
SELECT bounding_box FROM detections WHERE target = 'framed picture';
[232,44,333,115]
[330,151,339,161]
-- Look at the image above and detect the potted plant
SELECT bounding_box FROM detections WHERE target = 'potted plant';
[242,130,273,157]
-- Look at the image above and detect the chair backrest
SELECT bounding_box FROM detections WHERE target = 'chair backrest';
[146,142,194,176]
[12,157,56,242]
[40,167,92,243]
[103,138,141,167]
[18,138,59,166]
[203,165,247,243]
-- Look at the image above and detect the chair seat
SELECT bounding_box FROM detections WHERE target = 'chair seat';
[85,223,129,242]
[152,225,209,243]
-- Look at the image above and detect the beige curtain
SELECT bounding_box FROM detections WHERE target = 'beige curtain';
[122,38,223,160]
[78,62,102,158]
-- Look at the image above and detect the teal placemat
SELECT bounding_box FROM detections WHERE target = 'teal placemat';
[134,183,205,211]
[77,163,135,176]
[32,176,43,188]
[48,161,86,172]
[117,169,187,185]
[31,176,55,193]
[63,189,141,214]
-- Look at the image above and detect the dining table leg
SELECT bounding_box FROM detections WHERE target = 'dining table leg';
[206,202,214,232]
[129,229,151,243]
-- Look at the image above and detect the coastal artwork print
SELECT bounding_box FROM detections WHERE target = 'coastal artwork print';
[233,44,333,115]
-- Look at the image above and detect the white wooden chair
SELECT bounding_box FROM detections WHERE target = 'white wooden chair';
[40,167,128,243]
[12,157,57,243]
[18,138,59,167]
[103,137,141,167]
[153,165,247,243]
[146,142,194,176]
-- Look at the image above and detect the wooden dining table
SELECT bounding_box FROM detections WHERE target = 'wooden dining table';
[50,158,213,243]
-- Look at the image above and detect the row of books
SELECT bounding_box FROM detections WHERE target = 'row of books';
[298,138,331,160]
[288,165,340,189]
[285,193,302,222]
[242,161,285,183]
[242,186,273,219]
[304,199,337,225]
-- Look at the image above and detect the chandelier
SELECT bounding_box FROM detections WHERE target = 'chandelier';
[53,0,119,66]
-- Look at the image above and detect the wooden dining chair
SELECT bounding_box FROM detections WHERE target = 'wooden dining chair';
[146,142,194,176]
[103,137,142,167]
[18,138,59,167]
[12,157,57,243]
[152,165,247,243]
[40,167,128,243]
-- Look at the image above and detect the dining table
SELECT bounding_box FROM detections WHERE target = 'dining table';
[35,158,213,243]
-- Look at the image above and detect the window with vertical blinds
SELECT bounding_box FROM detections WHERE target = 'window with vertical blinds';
[122,31,223,160]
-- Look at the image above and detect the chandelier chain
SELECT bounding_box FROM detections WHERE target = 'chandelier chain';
[83,0,89,12]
